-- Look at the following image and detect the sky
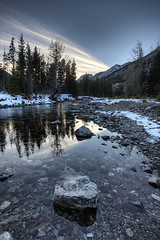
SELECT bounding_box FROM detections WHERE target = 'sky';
[0,0,160,78]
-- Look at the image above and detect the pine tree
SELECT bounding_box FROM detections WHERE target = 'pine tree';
[26,43,33,95]
[65,60,71,94]
[17,34,26,94]
[40,55,47,92]
[58,58,66,93]
[70,59,77,96]
[2,51,9,91]
[8,37,16,71]
[32,46,41,93]
[148,50,160,96]
[49,39,64,94]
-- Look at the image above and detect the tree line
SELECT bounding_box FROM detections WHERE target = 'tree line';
[0,34,78,96]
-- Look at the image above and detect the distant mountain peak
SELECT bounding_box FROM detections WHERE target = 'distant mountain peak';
[77,73,93,82]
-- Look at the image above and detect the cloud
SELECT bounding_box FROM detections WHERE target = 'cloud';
[0,3,109,77]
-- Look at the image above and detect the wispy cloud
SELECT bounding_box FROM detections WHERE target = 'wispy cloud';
[0,3,109,77]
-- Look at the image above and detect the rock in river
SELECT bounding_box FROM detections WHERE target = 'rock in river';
[74,126,94,140]
[0,167,15,181]
[53,166,98,209]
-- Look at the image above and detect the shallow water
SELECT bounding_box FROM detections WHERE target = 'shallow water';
[0,103,159,239]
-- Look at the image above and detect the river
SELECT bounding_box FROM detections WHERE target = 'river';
[0,102,159,239]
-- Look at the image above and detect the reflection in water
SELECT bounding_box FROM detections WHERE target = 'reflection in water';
[53,204,97,227]
[0,104,76,158]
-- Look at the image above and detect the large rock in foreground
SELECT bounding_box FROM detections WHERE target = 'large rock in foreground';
[53,166,98,209]
[74,126,94,140]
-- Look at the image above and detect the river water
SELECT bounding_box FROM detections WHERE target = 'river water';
[0,103,159,239]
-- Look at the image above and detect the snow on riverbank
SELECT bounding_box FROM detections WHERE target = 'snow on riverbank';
[0,92,75,107]
[97,109,160,141]
[90,97,160,105]
[117,111,160,140]
[0,92,52,106]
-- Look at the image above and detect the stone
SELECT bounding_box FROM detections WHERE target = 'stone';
[130,167,137,172]
[87,233,94,238]
[126,228,134,238]
[0,167,15,181]
[0,201,11,211]
[101,135,110,141]
[132,201,144,209]
[108,172,115,177]
[143,165,153,174]
[0,232,13,240]
[116,167,124,172]
[151,194,160,202]
[74,126,94,140]
[37,229,46,237]
[148,177,160,188]
[53,166,98,209]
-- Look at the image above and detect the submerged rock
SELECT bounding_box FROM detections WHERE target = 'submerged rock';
[0,167,15,181]
[53,166,98,209]
[54,204,97,227]
[74,126,94,140]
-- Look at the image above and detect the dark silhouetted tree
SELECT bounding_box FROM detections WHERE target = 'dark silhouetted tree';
[49,39,64,94]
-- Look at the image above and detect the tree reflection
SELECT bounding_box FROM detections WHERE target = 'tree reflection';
[0,104,75,157]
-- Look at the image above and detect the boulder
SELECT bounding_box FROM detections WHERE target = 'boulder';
[53,166,98,209]
[74,126,94,140]
[148,177,160,188]
[0,167,15,181]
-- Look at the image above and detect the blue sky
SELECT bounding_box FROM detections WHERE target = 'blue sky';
[0,0,160,77]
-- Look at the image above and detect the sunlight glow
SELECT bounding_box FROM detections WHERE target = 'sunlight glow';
[0,4,109,77]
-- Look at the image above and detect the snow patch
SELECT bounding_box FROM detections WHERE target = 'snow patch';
[97,109,160,140]
[0,92,75,107]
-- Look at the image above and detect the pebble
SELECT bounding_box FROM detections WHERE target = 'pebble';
[151,194,160,202]
[106,193,112,198]
[37,229,46,237]
[38,177,48,183]
[57,237,64,240]
[109,172,115,177]
[87,233,94,238]
[116,167,124,172]
[126,228,134,237]
[0,232,13,240]
[0,201,11,211]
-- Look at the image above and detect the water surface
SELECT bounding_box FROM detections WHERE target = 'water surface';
[0,103,159,239]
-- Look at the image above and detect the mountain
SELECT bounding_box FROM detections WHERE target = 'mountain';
[77,73,93,82]
[93,63,131,80]
[77,46,160,97]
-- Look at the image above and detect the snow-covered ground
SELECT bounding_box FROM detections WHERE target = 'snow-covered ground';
[96,110,160,141]
[0,92,75,107]
[90,97,160,105]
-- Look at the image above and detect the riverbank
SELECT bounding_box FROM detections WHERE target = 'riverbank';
[70,98,160,171]
[0,92,75,107]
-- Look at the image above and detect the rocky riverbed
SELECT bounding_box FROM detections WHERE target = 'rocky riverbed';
[71,98,160,172]
[0,98,160,240]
